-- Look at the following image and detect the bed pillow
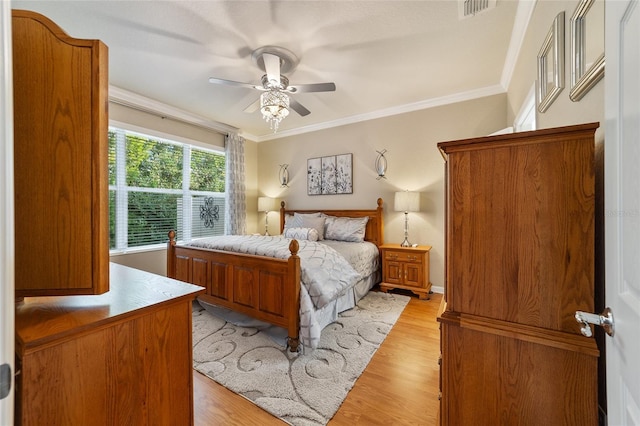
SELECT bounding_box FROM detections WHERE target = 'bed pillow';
[324,216,369,242]
[321,214,338,235]
[283,213,296,230]
[294,213,326,240]
[283,227,319,241]
[294,212,322,220]
[284,212,321,229]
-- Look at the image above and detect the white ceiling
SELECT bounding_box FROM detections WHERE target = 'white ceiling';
[12,1,531,141]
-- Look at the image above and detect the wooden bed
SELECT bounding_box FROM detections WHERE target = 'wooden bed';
[167,198,384,352]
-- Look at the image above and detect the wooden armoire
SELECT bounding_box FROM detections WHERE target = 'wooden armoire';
[12,10,204,425]
[437,123,600,425]
[13,9,109,297]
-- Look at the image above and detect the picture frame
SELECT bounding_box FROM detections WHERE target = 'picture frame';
[307,153,353,195]
[307,157,321,195]
[537,11,565,113]
[569,0,604,101]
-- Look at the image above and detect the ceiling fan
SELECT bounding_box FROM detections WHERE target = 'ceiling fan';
[208,46,336,131]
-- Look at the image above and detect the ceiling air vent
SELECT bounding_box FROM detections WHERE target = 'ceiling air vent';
[459,0,496,19]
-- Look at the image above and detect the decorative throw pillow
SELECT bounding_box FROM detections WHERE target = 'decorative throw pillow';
[297,215,326,240]
[283,227,319,241]
[324,216,369,242]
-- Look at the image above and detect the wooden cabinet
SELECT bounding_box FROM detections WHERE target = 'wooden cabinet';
[436,123,600,425]
[379,244,432,299]
[12,10,109,297]
[14,263,204,426]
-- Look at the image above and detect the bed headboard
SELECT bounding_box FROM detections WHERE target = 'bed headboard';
[279,198,384,247]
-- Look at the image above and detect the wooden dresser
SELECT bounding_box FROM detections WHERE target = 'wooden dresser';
[437,123,600,425]
[15,263,204,425]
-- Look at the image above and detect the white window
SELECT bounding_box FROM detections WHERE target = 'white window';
[108,127,225,251]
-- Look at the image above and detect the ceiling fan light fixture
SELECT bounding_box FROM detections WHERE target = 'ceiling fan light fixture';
[209,46,335,132]
[260,90,289,132]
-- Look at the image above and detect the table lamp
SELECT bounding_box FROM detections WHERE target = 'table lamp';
[258,197,277,235]
[394,190,420,247]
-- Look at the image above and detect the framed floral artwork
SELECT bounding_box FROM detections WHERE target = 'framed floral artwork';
[307,153,352,195]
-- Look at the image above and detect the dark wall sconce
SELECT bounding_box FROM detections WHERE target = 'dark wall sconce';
[375,149,387,180]
[279,164,290,187]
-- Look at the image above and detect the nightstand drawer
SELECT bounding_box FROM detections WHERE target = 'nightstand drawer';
[384,250,423,263]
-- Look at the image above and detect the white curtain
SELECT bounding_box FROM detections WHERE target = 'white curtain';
[224,132,246,235]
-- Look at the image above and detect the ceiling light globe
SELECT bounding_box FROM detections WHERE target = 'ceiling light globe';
[260,90,290,132]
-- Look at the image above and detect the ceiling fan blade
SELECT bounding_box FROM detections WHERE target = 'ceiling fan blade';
[286,82,336,93]
[243,98,260,113]
[262,53,281,86]
[289,98,311,117]
[208,77,264,91]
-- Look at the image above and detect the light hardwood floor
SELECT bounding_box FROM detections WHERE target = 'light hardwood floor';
[193,291,442,425]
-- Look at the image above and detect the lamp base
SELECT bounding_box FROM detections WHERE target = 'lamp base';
[400,211,411,247]
[264,213,270,236]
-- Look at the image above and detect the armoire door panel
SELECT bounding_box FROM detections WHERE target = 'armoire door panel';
[13,10,109,297]
[444,127,595,332]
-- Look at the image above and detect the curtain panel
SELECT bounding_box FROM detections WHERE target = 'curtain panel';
[224,133,246,235]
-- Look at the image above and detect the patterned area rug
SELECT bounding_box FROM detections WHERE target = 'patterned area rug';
[192,291,410,425]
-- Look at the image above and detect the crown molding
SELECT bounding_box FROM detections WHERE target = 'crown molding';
[109,79,510,143]
[500,0,537,90]
[254,84,506,142]
[109,85,238,135]
[109,84,508,143]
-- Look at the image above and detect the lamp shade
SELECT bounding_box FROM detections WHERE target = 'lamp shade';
[258,197,277,212]
[394,191,420,212]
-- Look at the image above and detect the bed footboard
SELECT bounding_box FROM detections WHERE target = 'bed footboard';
[167,231,301,352]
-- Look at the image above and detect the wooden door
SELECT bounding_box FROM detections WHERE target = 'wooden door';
[604,0,640,422]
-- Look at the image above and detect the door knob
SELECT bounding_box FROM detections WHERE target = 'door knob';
[575,307,614,337]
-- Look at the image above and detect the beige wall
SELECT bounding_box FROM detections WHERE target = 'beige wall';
[110,103,226,149]
[257,94,509,291]
[110,249,167,276]
[507,1,604,137]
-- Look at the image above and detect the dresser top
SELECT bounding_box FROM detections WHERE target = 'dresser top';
[15,263,204,352]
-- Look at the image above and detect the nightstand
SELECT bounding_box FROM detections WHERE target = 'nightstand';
[379,244,432,299]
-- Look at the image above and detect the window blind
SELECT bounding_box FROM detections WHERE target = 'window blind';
[108,126,225,251]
